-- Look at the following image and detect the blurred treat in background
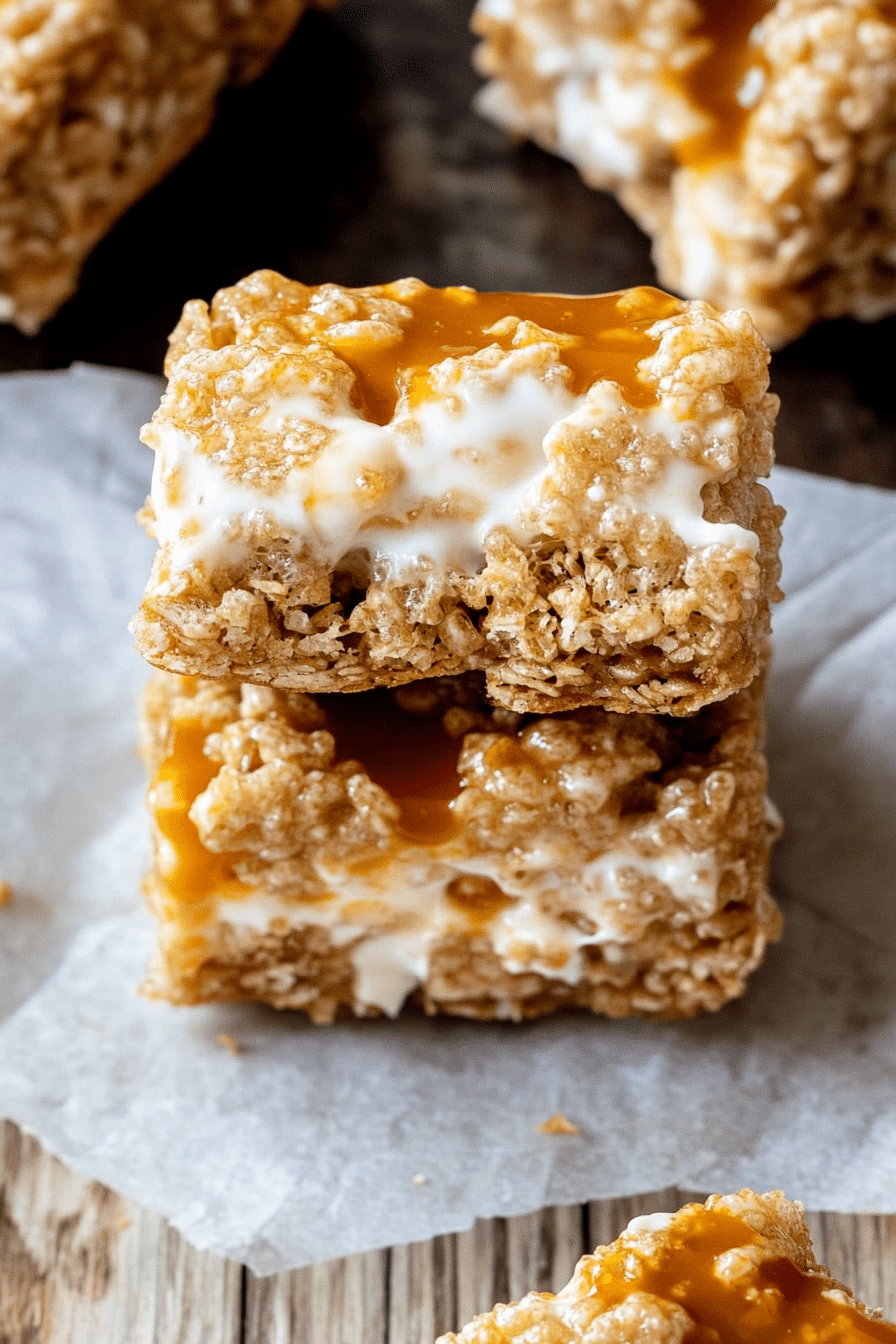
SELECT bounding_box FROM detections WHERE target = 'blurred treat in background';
[0,0,319,334]
[472,0,896,350]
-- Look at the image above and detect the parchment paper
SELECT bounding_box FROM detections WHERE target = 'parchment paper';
[1,365,895,1274]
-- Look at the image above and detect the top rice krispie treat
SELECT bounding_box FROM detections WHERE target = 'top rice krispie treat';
[440,1189,896,1344]
[132,271,782,716]
[473,0,896,348]
[0,0,314,333]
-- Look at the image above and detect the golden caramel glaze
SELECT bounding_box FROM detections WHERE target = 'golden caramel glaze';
[332,283,684,422]
[599,1205,896,1342]
[675,0,773,169]
[316,688,464,844]
[147,722,251,926]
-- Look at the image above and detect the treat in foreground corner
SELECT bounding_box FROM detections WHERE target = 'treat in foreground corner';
[437,1189,896,1343]
[138,668,781,1021]
[0,0,318,334]
[131,273,783,717]
[472,0,896,349]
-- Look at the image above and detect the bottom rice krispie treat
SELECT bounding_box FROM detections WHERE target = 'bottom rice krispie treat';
[139,668,781,1021]
[439,1189,896,1343]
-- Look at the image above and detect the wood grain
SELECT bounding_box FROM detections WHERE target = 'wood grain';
[3,1118,894,1343]
[0,1119,241,1344]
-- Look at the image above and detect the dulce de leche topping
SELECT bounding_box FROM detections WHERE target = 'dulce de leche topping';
[340,283,684,422]
[318,688,464,845]
[149,279,705,581]
[600,1206,896,1342]
[675,0,773,170]
[148,721,250,923]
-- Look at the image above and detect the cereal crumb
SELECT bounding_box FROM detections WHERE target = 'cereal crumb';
[537,1112,580,1136]
[412,1173,427,1186]
[0,881,12,908]
[218,1032,240,1055]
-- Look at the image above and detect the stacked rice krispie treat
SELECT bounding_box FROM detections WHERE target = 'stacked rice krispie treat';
[438,1189,896,1343]
[472,0,896,348]
[0,0,317,333]
[132,271,785,1022]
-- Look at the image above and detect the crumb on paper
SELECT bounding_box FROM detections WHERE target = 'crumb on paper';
[116,1216,132,1231]
[412,1173,426,1186]
[218,1033,240,1055]
[0,881,12,908]
[537,1112,580,1136]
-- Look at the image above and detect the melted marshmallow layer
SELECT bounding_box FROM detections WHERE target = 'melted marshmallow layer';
[151,365,578,575]
[207,839,722,1017]
[145,282,760,583]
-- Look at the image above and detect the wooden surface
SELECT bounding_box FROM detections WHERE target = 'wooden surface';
[2,1117,894,1342]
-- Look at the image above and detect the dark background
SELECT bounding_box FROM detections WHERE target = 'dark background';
[3,0,894,488]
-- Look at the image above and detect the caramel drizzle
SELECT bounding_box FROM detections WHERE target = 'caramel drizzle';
[596,1207,896,1342]
[148,722,251,927]
[318,689,464,845]
[674,0,773,169]
[337,284,683,424]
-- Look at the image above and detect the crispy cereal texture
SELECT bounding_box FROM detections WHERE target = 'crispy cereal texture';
[0,0,315,333]
[139,668,781,1022]
[438,1190,895,1343]
[473,0,896,348]
[132,272,783,717]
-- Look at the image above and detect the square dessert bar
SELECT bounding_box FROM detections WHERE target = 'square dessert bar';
[139,665,781,1022]
[473,0,896,348]
[439,1189,896,1343]
[132,272,783,717]
[0,0,312,333]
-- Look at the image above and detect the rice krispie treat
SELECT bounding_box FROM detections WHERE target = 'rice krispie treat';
[0,0,314,333]
[132,272,783,717]
[472,0,896,348]
[138,665,781,1021]
[439,1189,896,1343]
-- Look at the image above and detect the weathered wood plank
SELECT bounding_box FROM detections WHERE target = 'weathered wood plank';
[504,1204,586,1303]
[387,1233,457,1344]
[453,1205,587,1331]
[0,1119,241,1344]
[244,1247,388,1344]
[244,1205,586,1344]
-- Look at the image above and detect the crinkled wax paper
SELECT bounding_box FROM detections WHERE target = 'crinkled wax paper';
[1,365,895,1274]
